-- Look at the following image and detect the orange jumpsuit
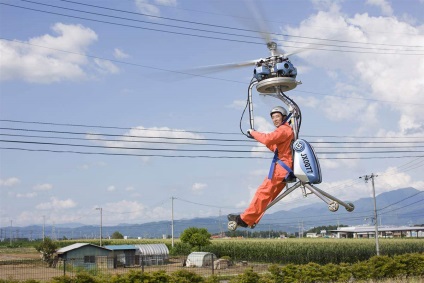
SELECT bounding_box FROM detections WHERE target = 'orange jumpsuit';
[240,122,294,226]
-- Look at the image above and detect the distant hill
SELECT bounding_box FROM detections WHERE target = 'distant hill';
[2,187,423,240]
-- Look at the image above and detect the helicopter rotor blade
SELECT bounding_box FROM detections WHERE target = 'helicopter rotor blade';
[244,0,273,44]
[181,59,259,75]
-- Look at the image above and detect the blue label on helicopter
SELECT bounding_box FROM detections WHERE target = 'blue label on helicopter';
[293,140,305,152]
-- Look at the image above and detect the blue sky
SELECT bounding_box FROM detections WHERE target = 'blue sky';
[1,0,423,232]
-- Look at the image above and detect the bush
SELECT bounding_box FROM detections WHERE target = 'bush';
[73,272,98,283]
[229,268,260,283]
[367,255,402,279]
[170,270,204,283]
[150,270,171,282]
[394,253,424,277]
[109,269,154,283]
[50,276,73,283]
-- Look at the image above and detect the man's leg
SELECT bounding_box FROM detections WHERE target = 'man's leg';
[240,177,285,226]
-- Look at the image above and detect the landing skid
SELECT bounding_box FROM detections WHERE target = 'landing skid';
[268,181,355,213]
[227,181,354,231]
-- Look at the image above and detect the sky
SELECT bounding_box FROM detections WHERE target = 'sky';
[0,0,424,234]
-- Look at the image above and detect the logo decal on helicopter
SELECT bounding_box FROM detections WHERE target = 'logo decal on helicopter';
[293,140,305,152]
[301,153,314,174]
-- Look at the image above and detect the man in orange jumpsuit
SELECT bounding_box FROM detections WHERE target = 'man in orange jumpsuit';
[228,106,294,228]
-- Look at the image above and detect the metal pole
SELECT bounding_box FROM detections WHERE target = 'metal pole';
[360,174,380,256]
[171,197,174,248]
[96,208,102,246]
[43,215,45,242]
[10,220,12,246]
[370,174,380,255]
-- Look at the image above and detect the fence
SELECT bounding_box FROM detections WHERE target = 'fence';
[0,255,268,282]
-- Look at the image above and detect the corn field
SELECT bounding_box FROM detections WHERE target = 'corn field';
[205,238,424,264]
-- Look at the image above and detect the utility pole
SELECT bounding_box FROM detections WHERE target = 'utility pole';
[96,207,102,246]
[171,197,175,248]
[219,209,223,237]
[42,215,45,241]
[10,220,12,246]
[360,173,380,256]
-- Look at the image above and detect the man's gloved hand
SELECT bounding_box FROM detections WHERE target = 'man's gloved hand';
[247,129,254,139]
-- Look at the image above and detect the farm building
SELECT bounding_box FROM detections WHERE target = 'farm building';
[186,252,216,267]
[104,245,137,267]
[331,226,424,238]
[134,243,169,266]
[56,243,112,269]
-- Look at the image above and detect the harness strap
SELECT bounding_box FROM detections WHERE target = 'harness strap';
[268,149,294,180]
[267,114,294,180]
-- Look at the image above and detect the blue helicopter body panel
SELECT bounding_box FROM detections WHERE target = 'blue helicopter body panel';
[292,139,322,184]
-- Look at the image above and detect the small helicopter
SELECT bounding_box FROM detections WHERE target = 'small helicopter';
[228,41,354,230]
[181,5,355,230]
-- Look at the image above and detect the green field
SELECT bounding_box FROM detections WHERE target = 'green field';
[31,237,424,265]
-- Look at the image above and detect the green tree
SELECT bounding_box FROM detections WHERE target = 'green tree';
[35,237,58,267]
[180,227,211,251]
[111,231,124,239]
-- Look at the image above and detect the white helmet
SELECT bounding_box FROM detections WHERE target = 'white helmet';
[270,106,288,117]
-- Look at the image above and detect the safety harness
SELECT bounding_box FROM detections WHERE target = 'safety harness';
[267,113,295,181]
[267,149,294,180]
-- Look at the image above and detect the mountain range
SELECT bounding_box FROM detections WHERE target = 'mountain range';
[2,187,423,240]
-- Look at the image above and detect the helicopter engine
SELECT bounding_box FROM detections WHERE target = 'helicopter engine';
[253,56,297,82]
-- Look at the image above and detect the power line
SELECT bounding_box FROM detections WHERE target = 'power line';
[120,0,423,38]
[2,133,423,150]
[1,124,423,144]
[2,119,424,139]
[3,139,424,155]
[2,147,424,160]
[0,147,266,159]
[25,0,424,50]
[1,133,424,153]
[378,191,424,212]
[2,2,423,55]
[2,37,423,107]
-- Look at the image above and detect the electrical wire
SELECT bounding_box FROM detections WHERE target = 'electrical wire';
[2,119,424,139]
[24,0,424,50]
[2,2,423,55]
[2,37,424,107]
[1,126,423,144]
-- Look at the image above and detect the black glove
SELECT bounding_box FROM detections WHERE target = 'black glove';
[247,129,254,139]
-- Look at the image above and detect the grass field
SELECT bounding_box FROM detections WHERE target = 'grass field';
[1,238,423,282]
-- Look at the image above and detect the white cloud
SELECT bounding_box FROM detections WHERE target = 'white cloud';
[16,192,38,198]
[134,0,177,17]
[36,197,76,210]
[0,177,20,187]
[135,0,159,16]
[286,9,424,135]
[0,23,98,83]
[94,58,120,74]
[33,183,53,191]
[135,0,177,16]
[114,48,129,59]
[107,186,116,192]
[155,0,177,5]
[226,99,248,110]
[366,0,393,16]
[87,126,205,162]
[192,182,207,193]
[311,0,342,13]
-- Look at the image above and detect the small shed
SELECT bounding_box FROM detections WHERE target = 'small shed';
[186,252,216,267]
[104,245,137,267]
[134,243,169,266]
[56,243,112,269]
